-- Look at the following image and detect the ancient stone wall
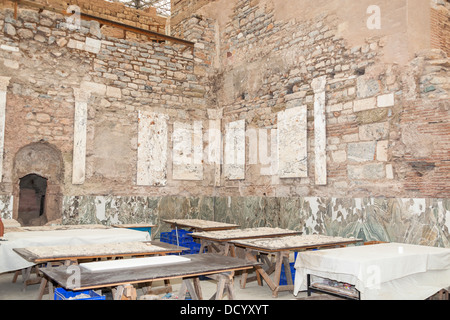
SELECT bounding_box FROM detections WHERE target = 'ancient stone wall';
[0,4,211,223]
[0,0,448,246]
[168,0,450,246]
[171,0,450,200]
[4,0,167,35]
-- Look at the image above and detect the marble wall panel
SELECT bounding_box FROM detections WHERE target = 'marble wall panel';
[312,76,327,185]
[277,106,308,178]
[62,195,450,248]
[0,77,10,183]
[72,89,90,185]
[172,121,203,181]
[224,119,246,180]
[0,195,13,219]
[137,111,169,186]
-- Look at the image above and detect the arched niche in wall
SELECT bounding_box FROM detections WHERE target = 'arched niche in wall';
[12,142,64,226]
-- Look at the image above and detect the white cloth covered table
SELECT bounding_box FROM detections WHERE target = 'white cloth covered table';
[0,228,150,273]
[293,242,450,300]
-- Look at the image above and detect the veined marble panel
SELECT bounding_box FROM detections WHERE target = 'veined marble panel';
[137,111,169,186]
[172,121,203,181]
[224,119,246,180]
[277,106,308,178]
[0,195,13,219]
[62,196,449,248]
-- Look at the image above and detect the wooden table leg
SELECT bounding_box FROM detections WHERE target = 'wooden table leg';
[114,284,137,300]
[210,272,235,300]
[199,240,208,253]
[36,276,48,300]
[215,277,226,300]
[272,251,294,298]
[179,278,202,300]
[241,248,294,298]
[193,277,203,300]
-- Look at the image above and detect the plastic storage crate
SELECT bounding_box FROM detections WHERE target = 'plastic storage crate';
[279,263,296,285]
[160,232,171,243]
[188,242,202,254]
[54,287,105,300]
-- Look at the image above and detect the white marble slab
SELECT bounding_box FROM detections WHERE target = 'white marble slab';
[224,119,246,180]
[172,121,203,181]
[137,111,169,186]
[277,106,308,178]
[80,255,191,272]
[312,76,327,185]
[0,77,10,183]
[72,88,90,185]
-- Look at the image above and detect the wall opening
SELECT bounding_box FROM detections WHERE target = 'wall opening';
[13,142,64,226]
[18,174,48,226]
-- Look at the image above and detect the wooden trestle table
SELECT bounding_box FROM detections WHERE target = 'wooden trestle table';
[190,227,302,256]
[40,253,260,300]
[14,241,187,300]
[162,219,240,232]
[231,235,363,297]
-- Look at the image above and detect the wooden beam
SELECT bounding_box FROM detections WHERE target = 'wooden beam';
[13,0,194,48]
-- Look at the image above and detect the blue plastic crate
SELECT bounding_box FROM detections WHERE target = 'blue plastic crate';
[188,242,201,254]
[170,229,193,245]
[54,287,105,300]
[279,263,296,285]
[160,232,171,243]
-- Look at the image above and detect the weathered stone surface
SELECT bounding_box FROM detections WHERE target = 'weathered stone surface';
[348,163,385,180]
[173,121,203,181]
[355,108,389,124]
[353,97,377,112]
[312,75,327,185]
[348,142,376,162]
[377,93,395,107]
[359,122,389,141]
[137,111,168,186]
[0,1,448,248]
[277,106,308,178]
[224,119,246,180]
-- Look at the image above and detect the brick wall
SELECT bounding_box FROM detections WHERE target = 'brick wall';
[0,6,209,197]
[169,0,450,199]
[431,1,450,56]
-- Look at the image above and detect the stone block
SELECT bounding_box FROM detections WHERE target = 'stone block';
[376,140,389,161]
[67,39,85,51]
[331,150,347,163]
[3,59,19,69]
[353,97,376,112]
[36,113,51,123]
[386,164,394,179]
[356,77,380,98]
[81,81,107,96]
[0,44,19,52]
[359,122,389,141]
[106,86,122,99]
[17,28,34,39]
[377,93,395,108]
[348,141,376,162]
[348,163,385,180]
[85,37,102,54]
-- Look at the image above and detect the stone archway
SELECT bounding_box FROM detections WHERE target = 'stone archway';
[13,143,64,226]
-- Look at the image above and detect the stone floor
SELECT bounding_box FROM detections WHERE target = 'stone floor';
[0,270,325,300]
